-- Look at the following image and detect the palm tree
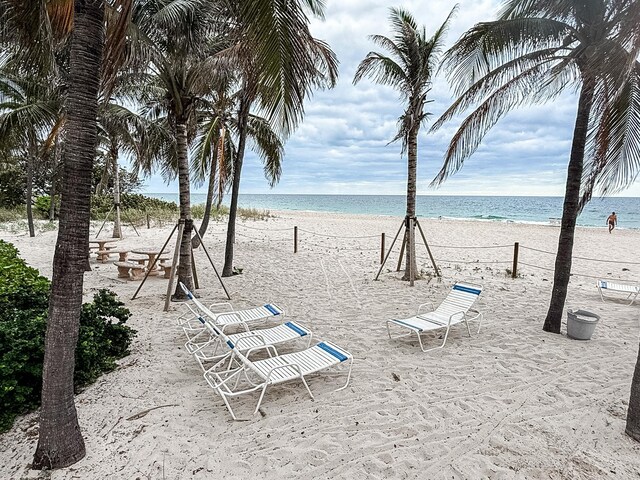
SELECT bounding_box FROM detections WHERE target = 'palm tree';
[353,6,456,281]
[128,0,227,298]
[431,0,640,332]
[191,81,284,248]
[32,0,105,469]
[219,0,338,277]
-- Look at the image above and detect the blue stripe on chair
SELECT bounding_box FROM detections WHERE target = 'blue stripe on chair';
[390,319,423,332]
[317,342,348,362]
[453,284,482,295]
[197,315,206,325]
[226,340,234,349]
[285,322,308,336]
[264,304,281,315]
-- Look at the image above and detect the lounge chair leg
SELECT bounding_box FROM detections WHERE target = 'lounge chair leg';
[221,393,238,421]
[464,318,472,337]
[335,358,353,391]
[299,375,314,400]
[254,384,269,415]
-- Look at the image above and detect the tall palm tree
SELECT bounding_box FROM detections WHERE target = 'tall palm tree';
[128,0,227,298]
[219,0,338,277]
[32,0,105,469]
[353,6,456,281]
[431,0,640,333]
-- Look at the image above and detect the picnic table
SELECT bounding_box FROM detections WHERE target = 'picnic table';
[131,248,163,276]
[89,239,119,262]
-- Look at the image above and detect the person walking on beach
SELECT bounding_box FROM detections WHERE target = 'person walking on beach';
[607,212,617,233]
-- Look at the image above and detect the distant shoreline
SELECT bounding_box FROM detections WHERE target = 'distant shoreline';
[144,192,640,229]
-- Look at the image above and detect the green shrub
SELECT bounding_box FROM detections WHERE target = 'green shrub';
[90,193,178,220]
[0,206,26,222]
[34,195,60,219]
[0,240,136,432]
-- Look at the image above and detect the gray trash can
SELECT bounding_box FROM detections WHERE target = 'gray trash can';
[567,309,600,340]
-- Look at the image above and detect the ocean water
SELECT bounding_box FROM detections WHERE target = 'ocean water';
[146,193,640,229]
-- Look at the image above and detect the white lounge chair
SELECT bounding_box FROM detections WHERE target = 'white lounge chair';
[182,304,313,370]
[203,339,353,420]
[597,280,639,305]
[386,282,483,352]
[177,282,284,335]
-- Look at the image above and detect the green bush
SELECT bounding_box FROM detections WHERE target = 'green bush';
[90,193,178,220]
[0,206,26,222]
[34,195,60,219]
[0,240,136,432]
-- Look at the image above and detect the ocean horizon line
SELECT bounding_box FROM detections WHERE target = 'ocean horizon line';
[144,192,640,199]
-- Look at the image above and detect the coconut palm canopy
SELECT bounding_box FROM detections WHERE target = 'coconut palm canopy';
[432,0,640,202]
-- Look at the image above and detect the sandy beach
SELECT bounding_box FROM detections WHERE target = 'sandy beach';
[1,211,639,479]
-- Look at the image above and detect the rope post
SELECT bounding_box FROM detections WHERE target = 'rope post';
[380,233,385,264]
[146,212,150,229]
[294,226,298,253]
[512,242,519,278]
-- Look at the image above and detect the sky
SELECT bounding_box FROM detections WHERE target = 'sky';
[140,0,640,197]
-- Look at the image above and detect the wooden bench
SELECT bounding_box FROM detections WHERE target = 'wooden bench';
[158,263,173,279]
[114,261,146,280]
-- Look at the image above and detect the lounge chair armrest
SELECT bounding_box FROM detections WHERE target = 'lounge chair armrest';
[215,311,243,323]
[244,344,279,359]
[467,309,483,321]
[447,311,465,324]
[265,363,303,382]
[219,321,250,334]
[233,334,267,351]
[417,302,434,314]
[208,301,234,312]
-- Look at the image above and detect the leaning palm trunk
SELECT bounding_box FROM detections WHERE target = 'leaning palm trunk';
[222,97,249,277]
[543,77,595,333]
[26,149,35,237]
[33,0,105,469]
[173,120,194,299]
[192,151,217,249]
[112,149,122,238]
[627,343,640,442]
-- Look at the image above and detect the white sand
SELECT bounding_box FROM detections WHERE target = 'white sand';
[1,212,639,479]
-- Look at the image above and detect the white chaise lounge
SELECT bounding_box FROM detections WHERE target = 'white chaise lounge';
[203,336,353,420]
[597,280,639,305]
[386,282,484,352]
[182,303,312,370]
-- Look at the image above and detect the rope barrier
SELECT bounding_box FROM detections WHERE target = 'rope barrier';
[520,244,640,265]
[236,223,291,232]
[518,261,556,272]
[437,259,512,265]
[427,244,512,250]
[297,227,379,239]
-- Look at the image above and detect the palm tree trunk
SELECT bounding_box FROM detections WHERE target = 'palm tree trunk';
[26,150,35,237]
[222,96,249,277]
[173,119,194,299]
[111,147,122,238]
[627,342,640,442]
[192,153,217,249]
[402,127,418,281]
[33,0,104,469]
[542,76,596,333]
